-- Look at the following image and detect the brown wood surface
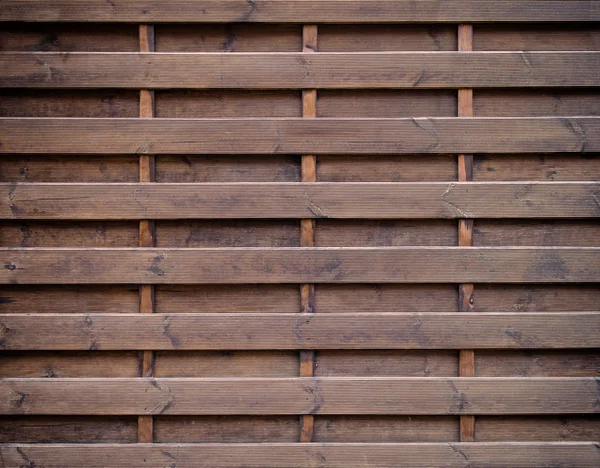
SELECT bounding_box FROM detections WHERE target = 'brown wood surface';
[2,117,597,154]
[0,442,598,467]
[138,22,155,446]
[1,377,598,415]
[2,247,599,284]
[0,442,599,467]
[2,313,598,351]
[299,23,317,444]
[0,417,138,443]
[457,22,476,443]
[3,182,599,220]
[1,52,598,88]
[2,1,599,23]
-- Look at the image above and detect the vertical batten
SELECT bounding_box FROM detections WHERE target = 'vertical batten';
[138,23,156,444]
[458,22,476,443]
[299,24,318,444]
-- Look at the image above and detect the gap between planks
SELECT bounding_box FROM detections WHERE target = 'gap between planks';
[300,23,317,444]
[138,23,155,445]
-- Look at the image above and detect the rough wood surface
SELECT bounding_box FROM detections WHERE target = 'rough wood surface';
[138,22,155,446]
[2,442,600,467]
[2,247,599,284]
[1,377,598,415]
[299,22,317,445]
[2,117,597,154]
[0,442,598,467]
[457,21,475,443]
[3,182,599,219]
[2,313,598,350]
[2,52,598,88]
[2,1,599,23]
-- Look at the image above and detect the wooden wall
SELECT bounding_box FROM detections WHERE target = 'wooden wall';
[0,1,599,466]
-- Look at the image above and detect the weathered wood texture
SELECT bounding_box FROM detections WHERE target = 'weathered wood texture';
[2,442,600,467]
[2,313,598,350]
[2,1,599,23]
[1,1,598,455]
[1,117,597,154]
[2,52,598,88]
[1,377,598,415]
[3,182,598,219]
[2,247,599,284]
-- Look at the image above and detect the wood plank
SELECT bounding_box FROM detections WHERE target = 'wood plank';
[474,25,600,51]
[473,220,600,247]
[154,416,300,443]
[156,90,301,118]
[318,25,457,52]
[313,416,458,442]
[0,351,139,377]
[475,351,600,377]
[0,417,137,443]
[475,285,600,312]
[155,285,299,313]
[2,313,599,351]
[2,247,599,284]
[154,351,298,377]
[2,117,597,154]
[1,442,598,467]
[315,220,457,247]
[138,22,155,446]
[0,285,138,313]
[3,182,599,220]
[299,23,318,444]
[473,154,600,182]
[1,377,598,415]
[0,23,139,52]
[2,1,599,23]
[1,443,598,467]
[155,24,302,52]
[457,21,475,444]
[0,155,140,183]
[1,443,599,467]
[317,155,456,182]
[315,351,458,377]
[476,416,600,442]
[155,155,301,183]
[1,52,598,89]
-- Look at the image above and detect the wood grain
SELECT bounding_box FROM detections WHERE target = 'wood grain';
[2,117,597,154]
[3,182,599,220]
[299,22,317,444]
[2,247,598,284]
[2,1,598,23]
[138,22,155,446]
[2,52,598,88]
[0,442,598,466]
[1,377,598,415]
[457,21,475,443]
[2,313,598,350]
[1,442,599,467]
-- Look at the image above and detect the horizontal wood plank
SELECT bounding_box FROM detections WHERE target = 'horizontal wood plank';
[1,377,598,415]
[3,182,599,220]
[1,1,598,23]
[1,313,598,350]
[2,52,598,88]
[1,443,599,467]
[1,117,598,154]
[2,247,599,284]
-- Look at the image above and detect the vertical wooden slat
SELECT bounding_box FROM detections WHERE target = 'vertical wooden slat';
[138,23,155,444]
[299,24,318,444]
[458,23,475,443]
